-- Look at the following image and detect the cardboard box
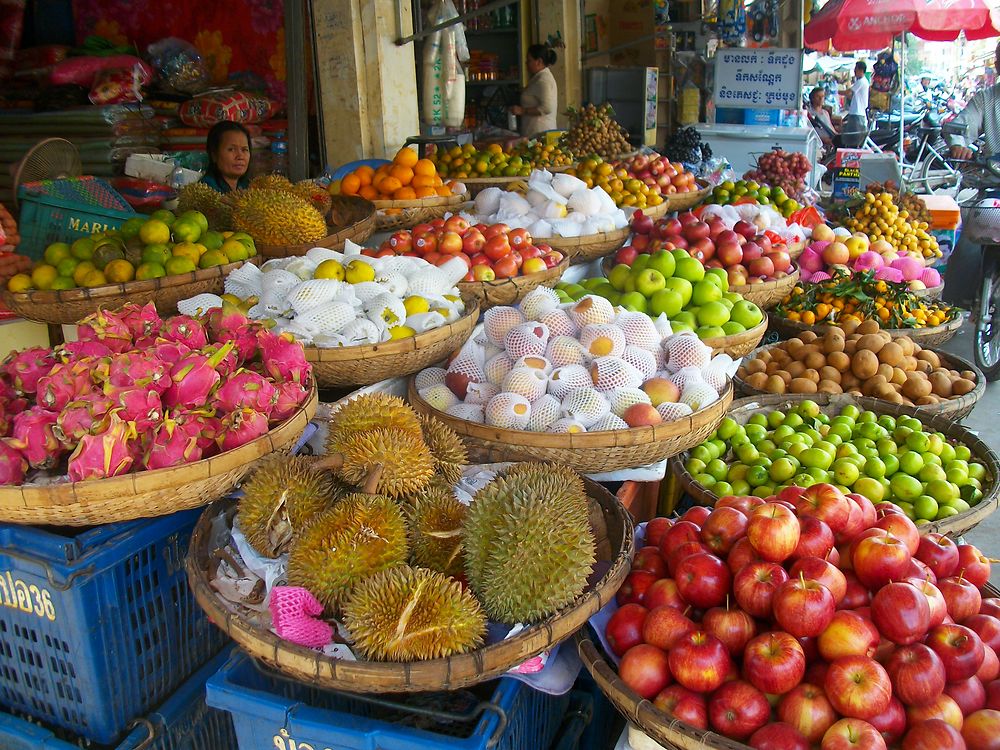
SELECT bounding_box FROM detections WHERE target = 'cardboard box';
[835,148,871,168]
[124,154,201,185]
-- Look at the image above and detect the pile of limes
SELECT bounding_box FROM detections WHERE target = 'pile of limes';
[6,210,256,293]
[708,179,802,218]
[430,143,534,179]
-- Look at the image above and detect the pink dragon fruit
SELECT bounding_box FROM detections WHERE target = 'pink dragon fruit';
[0,395,29,437]
[270,382,309,422]
[257,331,311,385]
[160,315,209,349]
[8,407,63,469]
[211,369,277,416]
[104,353,172,393]
[0,439,27,485]
[119,302,163,340]
[55,393,115,446]
[174,409,223,458]
[201,343,239,378]
[0,378,15,401]
[144,417,203,470]
[36,362,96,411]
[66,415,136,482]
[77,309,133,353]
[162,340,235,410]
[105,387,163,431]
[217,407,269,452]
[147,339,192,366]
[57,340,113,362]
[3,347,56,395]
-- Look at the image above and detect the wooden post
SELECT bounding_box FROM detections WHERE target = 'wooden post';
[535,0,582,127]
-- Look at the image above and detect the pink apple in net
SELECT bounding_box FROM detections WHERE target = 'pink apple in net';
[890,256,924,282]
[799,247,825,273]
[921,267,942,287]
[642,377,680,406]
[875,266,904,283]
[853,250,884,273]
[811,271,832,283]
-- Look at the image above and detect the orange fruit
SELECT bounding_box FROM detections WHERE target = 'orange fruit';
[415,186,436,198]
[413,158,436,178]
[436,186,453,197]
[393,147,419,168]
[341,173,361,196]
[355,165,375,186]
[411,174,435,189]
[379,176,403,195]
[358,184,378,200]
[432,175,444,187]
[393,187,417,200]
[390,165,414,186]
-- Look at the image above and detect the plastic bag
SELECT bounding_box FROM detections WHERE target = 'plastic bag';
[51,54,153,88]
[421,0,469,127]
[147,37,208,94]
[89,65,144,105]
[109,177,175,209]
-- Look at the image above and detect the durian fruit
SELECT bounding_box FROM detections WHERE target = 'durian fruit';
[343,566,486,661]
[419,415,467,486]
[325,428,435,498]
[231,188,328,245]
[405,482,466,576]
[464,463,596,624]
[236,456,343,558]
[250,174,295,191]
[288,493,408,610]
[176,182,232,228]
[327,393,422,455]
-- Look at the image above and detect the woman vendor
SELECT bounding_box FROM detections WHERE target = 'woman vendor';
[200,121,252,193]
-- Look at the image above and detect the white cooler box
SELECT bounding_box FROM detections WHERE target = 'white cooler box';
[693,124,823,189]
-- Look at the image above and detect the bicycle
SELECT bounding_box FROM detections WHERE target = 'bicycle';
[902,114,965,196]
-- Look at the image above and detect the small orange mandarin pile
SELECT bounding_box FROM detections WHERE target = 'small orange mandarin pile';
[337,147,456,201]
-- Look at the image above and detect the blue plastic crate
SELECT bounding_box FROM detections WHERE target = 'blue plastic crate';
[570,671,619,750]
[207,650,571,750]
[549,690,594,750]
[0,647,236,749]
[0,509,229,745]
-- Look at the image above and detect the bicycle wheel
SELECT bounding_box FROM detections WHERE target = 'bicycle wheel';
[919,150,962,196]
[974,251,1000,381]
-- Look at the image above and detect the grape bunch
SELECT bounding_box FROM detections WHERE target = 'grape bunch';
[743,149,811,201]
[662,127,712,165]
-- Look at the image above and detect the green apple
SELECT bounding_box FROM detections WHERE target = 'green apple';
[608,264,632,291]
[723,292,742,305]
[691,279,723,306]
[647,249,676,279]
[672,311,697,328]
[670,248,689,264]
[631,254,651,274]
[696,325,726,338]
[705,267,729,291]
[696,300,730,327]
[674,256,705,284]
[583,277,608,290]
[663,277,693,307]
[670,320,693,333]
[618,291,648,312]
[890,473,923,502]
[730,300,763,329]
[721,321,746,335]
[634,268,667,297]
[562,283,587,299]
[718,297,735,310]
[650,288,684,317]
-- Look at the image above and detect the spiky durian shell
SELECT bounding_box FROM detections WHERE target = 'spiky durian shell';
[343,565,486,661]
[335,427,435,498]
[236,455,342,558]
[464,463,595,624]
[405,483,466,576]
[419,415,467,486]
[176,181,232,228]
[250,174,294,191]
[231,188,327,245]
[287,493,408,611]
[249,174,332,214]
[327,393,423,455]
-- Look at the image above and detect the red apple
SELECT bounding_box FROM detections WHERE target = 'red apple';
[988,679,1000,709]
[774,574,837,638]
[444,215,470,234]
[743,631,806,695]
[682,221,711,242]
[620,643,672,699]
[779,682,837,743]
[388,230,413,252]
[965,615,1000,653]
[681,505,711,527]
[825,656,892,719]
[653,684,708,729]
[709,680,770,740]
[750,722,809,750]
[704,604,757,657]
[483,234,511,261]
[614,245,639,266]
[689,236,716,263]
[747,502,800,563]
[853,532,913,590]
[748,256,775,278]
[868,696,907,747]
[791,517,836,561]
[413,231,438,254]
[644,578,685,611]
[437,231,463,255]
[632,546,667,578]
[734,561,789,618]
[797,484,851,534]
[727,266,749,286]
[506,227,531,249]
[873,513,920,555]
[491,255,518,278]
[847,492,878,529]
[905,693,964,730]
[841,571,872,609]
[669,630,733,693]
[481,222,508,238]
[616,570,660,606]
[716,240,744,268]
[715,495,753,516]
[728,536,764,575]
[906,576,950,628]
[957,544,992,588]
[643,605,695,651]
[902,719,966,750]
[660,521,701,558]
[471,264,495,282]
[734,220,757,239]
[886,643,947,707]
[700,507,749,556]
[676,553,731,609]
[667,541,712,577]
[916,533,961,580]
[791,556,847,605]
[822,719,887,750]
[742,241,764,263]
[945,674,986,714]
[872,581,932,645]
[983,599,1000,618]
[979,645,1000,683]
[541,250,563,268]
[644,517,674,547]
[927,623,987,682]
[819,610,879,661]
[768,250,793,274]
[962,708,1000,750]
[605,603,648,656]
[939,576,984,623]
[521,257,546,275]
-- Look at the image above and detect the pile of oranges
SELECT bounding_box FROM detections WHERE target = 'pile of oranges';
[335,147,457,201]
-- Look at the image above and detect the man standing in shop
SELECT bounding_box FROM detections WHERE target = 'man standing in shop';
[841,61,869,148]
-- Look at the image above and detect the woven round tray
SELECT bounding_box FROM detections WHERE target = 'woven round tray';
[408,378,734,473]
[911,282,945,300]
[456,255,568,309]
[703,317,769,358]
[639,202,670,220]
[662,180,711,212]
[0,259,248,326]
[725,267,800,310]
[372,191,469,231]
[303,298,480,388]
[734,341,986,421]
[545,227,631,265]
[256,196,376,259]
[669,392,999,537]
[186,475,634,693]
[0,387,317,526]
[767,312,964,348]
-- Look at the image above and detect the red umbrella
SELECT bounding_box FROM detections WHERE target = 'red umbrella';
[804,0,916,51]
[911,1,999,40]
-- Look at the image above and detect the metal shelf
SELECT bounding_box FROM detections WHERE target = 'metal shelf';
[467,79,520,86]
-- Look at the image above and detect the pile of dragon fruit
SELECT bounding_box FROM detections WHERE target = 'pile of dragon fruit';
[0,302,312,487]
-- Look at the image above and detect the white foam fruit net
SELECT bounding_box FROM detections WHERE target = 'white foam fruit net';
[560,388,610,428]
[616,312,662,351]
[621,346,657,379]
[177,294,223,317]
[548,417,586,434]
[414,367,447,391]
[547,364,592,399]
[305,247,342,265]
[286,279,346,315]
[569,295,614,327]
[657,402,694,422]
[538,309,578,338]
[340,318,382,345]
[519,287,560,320]
[680,377,719,412]
[591,357,642,391]
[580,324,626,358]
[465,381,499,405]
[609,387,652,417]
[447,403,485,423]
[294,301,356,336]
[419,384,461,411]
[284,257,318,281]
[224,263,264,298]
[514,355,552,374]
[484,307,526,346]
[527,394,561,431]
[484,353,514,385]
[485,392,531,429]
[664,332,711,373]
[504,322,549,359]
[591,413,629,432]
[502,367,548,402]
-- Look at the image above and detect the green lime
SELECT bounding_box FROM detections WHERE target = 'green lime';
[685,458,707,476]
[714,481,734,497]
[896,501,915,518]
[693,473,717,487]
[731,480,751,496]
[882,454,900,477]
[706,459,729,482]
[864,455,887,479]
[936,505,959,520]
[43,242,72,266]
[877,438,898,457]
[747,465,770,487]
[926,479,959,504]
[877,415,897,432]
[729,464,749,482]
[913,495,939,520]
[854,476,884,502]
[939,443,957,463]
[773,425,795,442]
[690,445,713,464]
[969,463,986,482]
[919,464,947,483]
[926,433,944,456]
[50,276,75,290]
[800,447,833,471]
[770,457,797,483]
[752,484,775,499]
[717,417,739,440]
[783,412,804,429]
[898,451,924,475]
[890,473,923,502]
[748,414,768,428]
[955,444,972,462]
[832,458,860,486]
[806,467,830,483]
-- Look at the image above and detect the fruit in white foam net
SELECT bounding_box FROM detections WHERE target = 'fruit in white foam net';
[548,364,592,399]
[484,392,531,429]
[504,322,549,359]
[560,388,610,428]
[527,394,561,431]
[580,324,626,358]
[568,295,614,327]
[502,367,548,402]
[484,306,525,345]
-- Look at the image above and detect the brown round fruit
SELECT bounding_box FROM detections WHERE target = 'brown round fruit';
[852,349,879,380]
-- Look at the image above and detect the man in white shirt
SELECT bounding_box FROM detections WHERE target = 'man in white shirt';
[841,61,870,147]
[948,40,1000,160]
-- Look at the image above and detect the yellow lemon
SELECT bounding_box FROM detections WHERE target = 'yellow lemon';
[388,325,416,339]
[139,219,171,246]
[70,237,95,260]
[403,296,429,315]
[6,273,33,292]
[50,276,76,290]
[345,259,375,284]
[104,259,135,283]
[72,261,96,285]
[171,242,202,265]
[43,242,71,266]
[198,249,229,269]
[135,262,166,280]
[30,264,59,290]
[221,240,249,263]
[80,269,108,287]
[315,259,345,280]
[56,257,80,278]
[164,256,197,276]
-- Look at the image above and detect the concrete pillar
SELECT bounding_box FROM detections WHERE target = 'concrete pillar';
[535,0,582,128]
[311,0,420,164]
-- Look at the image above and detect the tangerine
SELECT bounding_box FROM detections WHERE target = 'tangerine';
[413,158,436,177]
[390,165,414,186]
[358,184,379,200]
[436,186,453,197]
[393,147,419,168]
[393,187,417,200]
[415,186,436,198]
[379,176,403,195]
[411,174,435,189]
[341,173,361,195]
[355,165,375,186]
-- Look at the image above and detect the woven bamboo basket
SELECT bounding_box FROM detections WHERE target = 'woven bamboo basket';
[0,259,247,326]
[703,317,768,358]
[911,282,945,300]
[727,267,800,310]
[256,196,376,259]
[303,298,480,388]
[640,202,671,220]
[669,393,999,537]
[0,388,317,526]
[186,475,634,693]
[767,312,964,347]
[456,255,568,309]
[662,180,711,212]
[545,227,631,265]
[372,191,469,231]
[734,341,986,421]
[408,379,734,473]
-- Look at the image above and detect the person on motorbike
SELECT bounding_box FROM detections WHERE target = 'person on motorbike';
[947,39,1000,161]
[807,87,841,149]
[841,61,870,148]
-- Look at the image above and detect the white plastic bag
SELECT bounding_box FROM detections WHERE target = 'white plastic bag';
[421,1,469,127]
